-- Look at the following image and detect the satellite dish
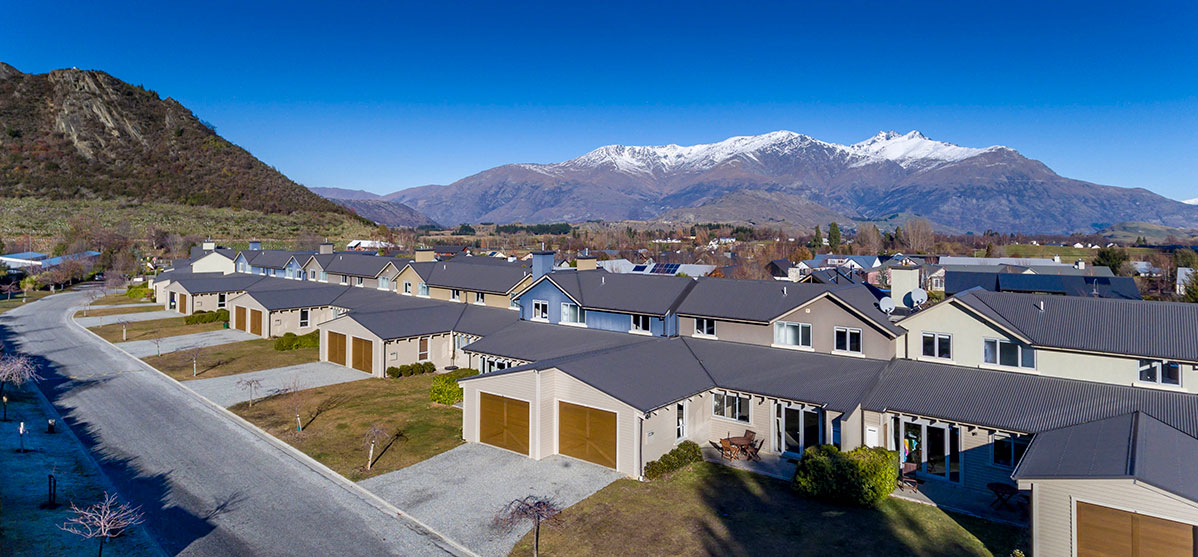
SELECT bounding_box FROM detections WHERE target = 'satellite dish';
[879,297,896,314]
[910,288,929,307]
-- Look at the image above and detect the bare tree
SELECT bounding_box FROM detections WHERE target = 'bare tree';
[83,290,103,317]
[494,496,563,557]
[0,354,41,400]
[152,337,162,358]
[283,378,309,432]
[236,378,263,406]
[903,218,935,254]
[1,283,18,300]
[116,318,130,342]
[185,347,203,377]
[362,423,388,471]
[104,275,126,294]
[855,224,883,256]
[59,492,145,557]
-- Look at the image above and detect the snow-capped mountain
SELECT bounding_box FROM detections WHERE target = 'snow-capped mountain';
[389,131,1198,233]
[1186,198,1198,205]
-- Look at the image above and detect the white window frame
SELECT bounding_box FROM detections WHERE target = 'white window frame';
[378,276,390,291]
[531,300,549,321]
[1137,359,1182,387]
[418,336,430,361]
[675,401,688,442]
[417,282,429,297]
[403,281,412,295]
[474,291,485,305]
[834,326,863,354]
[983,338,1036,369]
[921,332,953,361]
[217,293,226,309]
[450,289,461,302]
[509,294,520,311]
[339,275,347,285]
[320,271,328,283]
[560,302,585,326]
[299,308,309,328]
[773,321,812,349]
[694,318,717,338]
[355,276,364,288]
[309,270,316,280]
[989,432,1030,469]
[712,391,751,424]
[630,314,651,335]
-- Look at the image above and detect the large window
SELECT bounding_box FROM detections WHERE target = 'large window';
[418,337,429,361]
[532,300,549,321]
[774,321,812,348]
[984,339,1035,369]
[894,417,961,482]
[1138,359,1181,386]
[713,392,750,423]
[834,327,862,353]
[339,275,348,285]
[922,333,952,360]
[299,308,309,328]
[417,282,429,297]
[631,314,651,334]
[217,293,226,309]
[403,281,412,295]
[561,302,585,324]
[991,433,1030,468]
[320,271,328,282]
[694,318,716,337]
[378,277,391,290]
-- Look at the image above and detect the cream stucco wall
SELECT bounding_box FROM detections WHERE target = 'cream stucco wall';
[191,253,235,275]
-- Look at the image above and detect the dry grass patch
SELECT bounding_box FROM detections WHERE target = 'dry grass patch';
[143,339,318,381]
[74,305,161,318]
[230,375,462,482]
[92,292,153,306]
[0,290,55,315]
[511,462,1027,557]
[89,316,224,343]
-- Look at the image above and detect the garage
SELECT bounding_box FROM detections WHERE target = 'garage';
[351,337,373,374]
[178,293,188,314]
[1077,501,1195,556]
[479,393,529,455]
[250,309,263,336]
[328,332,347,366]
[234,306,247,331]
[558,401,617,469]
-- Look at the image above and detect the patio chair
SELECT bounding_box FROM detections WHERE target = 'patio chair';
[720,438,740,460]
[743,430,756,443]
[898,462,919,492]
[744,439,763,462]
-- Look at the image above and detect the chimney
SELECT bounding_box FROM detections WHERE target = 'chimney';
[415,248,435,262]
[248,240,261,251]
[576,255,597,271]
[202,240,216,251]
[1075,259,1086,270]
[890,265,921,309]
[1052,254,1061,264]
[318,242,334,255]
[531,251,555,279]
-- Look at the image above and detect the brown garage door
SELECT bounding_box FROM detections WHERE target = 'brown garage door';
[558,401,617,469]
[327,332,347,366]
[234,306,247,331]
[479,393,529,455]
[351,337,373,374]
[1077,501,1195,556]
[249,309,263,336]
[178,293,188,314]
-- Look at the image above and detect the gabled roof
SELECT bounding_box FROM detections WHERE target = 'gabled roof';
[329,287,437,312]
[524,271,695,316]
[189,246,236,261]
[339,305,466,340]
[241,283,351,310]
[1013,412,1198,502]
[240,250,312,269]
[676,278,902,336]
[320,253,407,278]
[401,260,532,294]
[452,304,521,337]
[952,289,1198,362]
[945,271,1141,299]
[462,320,655,362]
[173,274,268,294]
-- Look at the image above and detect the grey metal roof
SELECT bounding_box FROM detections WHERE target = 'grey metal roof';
[189,246,236,261]
[532,271,696,316]
[339,305,467,340]
[1024,265,1115,277]
[462,320,655,362]
[676,278,901,336]
[863,358,1198,438]
[1013,412,1198,502]
[419,260,532,294]
[321,253,405,278]
[242,250,313,269]
[946,271,1141,299]
[452,305,521,337]
[954,289,1198,362]
[331,288,439,312]
[173,274,268,294]
[242,284,351,310]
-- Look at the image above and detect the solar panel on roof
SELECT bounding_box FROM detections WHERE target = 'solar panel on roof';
[632,265,648,272]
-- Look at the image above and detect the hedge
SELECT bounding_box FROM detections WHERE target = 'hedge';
[125,285,150,299]
[643,441,703,480]
[792,445,897,507]
[274,330,319,351]
[429,368,479,404]
[184,309,229,325]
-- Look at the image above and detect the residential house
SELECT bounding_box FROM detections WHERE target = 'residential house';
[596,259,716,277]
[187,241,236,274]
[226,282,354,339]
[394,251,533,309]
[301,249,406,291]
[945,271,1141,299]
[514,266,695,336]
[233,249,310,279]
[162,274,267,315]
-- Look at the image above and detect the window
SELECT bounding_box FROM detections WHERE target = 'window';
[320,271,328,282]
[299,308,309,328]
[1138,359,1181,386]
[309,270,316,280]
[217,293,226,309]
[774,321,812,348]
[631,314,651,333]
[834,327,862,353]
[983,339,1035,369]
[532,300,549,321]
[450,289,461,301]
[922,333,952,360]
[991,433,1030,468]
[418,337,429,361]
[675,403,687,441]
[712,392,750,423]
[339,275,347,285]
[417,282,429,297]
[403,281,412,295]
[694,318,716,337]
[355,277,364,288]
[509,294,520,310]
[474,291,485,305]
[561,302,585,324]
[378,277,390,290]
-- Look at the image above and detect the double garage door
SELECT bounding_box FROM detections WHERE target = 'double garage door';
[233,307,263,336]
[325,332,373,374]
[1077,501,1196,556]
[477,396,617,470]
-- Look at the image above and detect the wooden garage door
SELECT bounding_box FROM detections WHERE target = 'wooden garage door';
[327,332,347,366]
[479,393,529,455]
[178,293,187,314]
[558,401,617,469]
[234,306,247,331]
[249,309,263,336]
[1077,501,1196,556]
[351,337,373,374]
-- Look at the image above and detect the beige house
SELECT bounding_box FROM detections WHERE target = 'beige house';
[318,304,476,376]
[162,275,265,315]
[301,249,407,292]
[226,284,349,339]
[395,257,533,310]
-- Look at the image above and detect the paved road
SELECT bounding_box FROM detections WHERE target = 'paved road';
[75,309,176,328]
[0,287,466,556]
[187,362,372,407]
[118,329,257,358]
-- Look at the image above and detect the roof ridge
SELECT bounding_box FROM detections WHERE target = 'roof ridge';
[1127,411,1140,477]
[678,337,719,388]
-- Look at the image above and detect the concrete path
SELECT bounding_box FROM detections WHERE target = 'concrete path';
[87,302,162,309]
[187,362,372,407]
[75,309,176,328]
[361,443,623,556]
[118,329,256,358]
[0,287,466,556]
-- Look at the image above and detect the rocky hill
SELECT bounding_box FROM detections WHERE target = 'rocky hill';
[329,198,439,228]
[389,131,1198,234]
[0,62,349,217]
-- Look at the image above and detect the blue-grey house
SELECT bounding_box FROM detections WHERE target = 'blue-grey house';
[234,247,311,280]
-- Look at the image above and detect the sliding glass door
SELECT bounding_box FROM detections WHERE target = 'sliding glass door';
[894,417,960,482]
[775,403,822,457]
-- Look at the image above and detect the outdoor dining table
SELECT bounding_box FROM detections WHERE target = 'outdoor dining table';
[725,436,753,459]
[987,482,1019,511]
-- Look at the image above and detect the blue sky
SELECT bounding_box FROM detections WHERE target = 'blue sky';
[3,1,1195,200]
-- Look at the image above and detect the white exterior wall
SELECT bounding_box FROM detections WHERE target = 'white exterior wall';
[191,253,235,274]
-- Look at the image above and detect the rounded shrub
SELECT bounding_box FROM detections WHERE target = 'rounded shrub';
[421,361,436,374]
[386,366,401,378]
[642,440,705,480]
[400,364,414,377]
[792,445,897,507]
[273,333,298,351]
[216,308,230,322]
[429,368,479,405]
[296,331,320,349]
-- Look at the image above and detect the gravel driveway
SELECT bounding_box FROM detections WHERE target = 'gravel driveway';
[186,362,372,407]
[117,329,256,358]
[75,310,176,328]
[360,443,623,556]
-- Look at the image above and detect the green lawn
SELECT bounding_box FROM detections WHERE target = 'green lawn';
[89,316,225,343]
[144,339,318,381]
[74,305,161,318]
[229,374,462,481]
[0,290,54,315]
[92,292,155,306]
[511,462,1028,557]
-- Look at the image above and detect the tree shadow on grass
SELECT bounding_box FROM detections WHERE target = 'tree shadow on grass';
[370,429,408,468]
[302,394,349,430]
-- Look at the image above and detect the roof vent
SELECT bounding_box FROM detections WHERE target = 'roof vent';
[601,276,605,286]
[782,286,788,297]
[1037,300,1045,312]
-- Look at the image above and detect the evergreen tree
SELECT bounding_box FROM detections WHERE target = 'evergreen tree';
[809,226,822,250]
[1184,272,1198,304]
[827,222,841,252]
